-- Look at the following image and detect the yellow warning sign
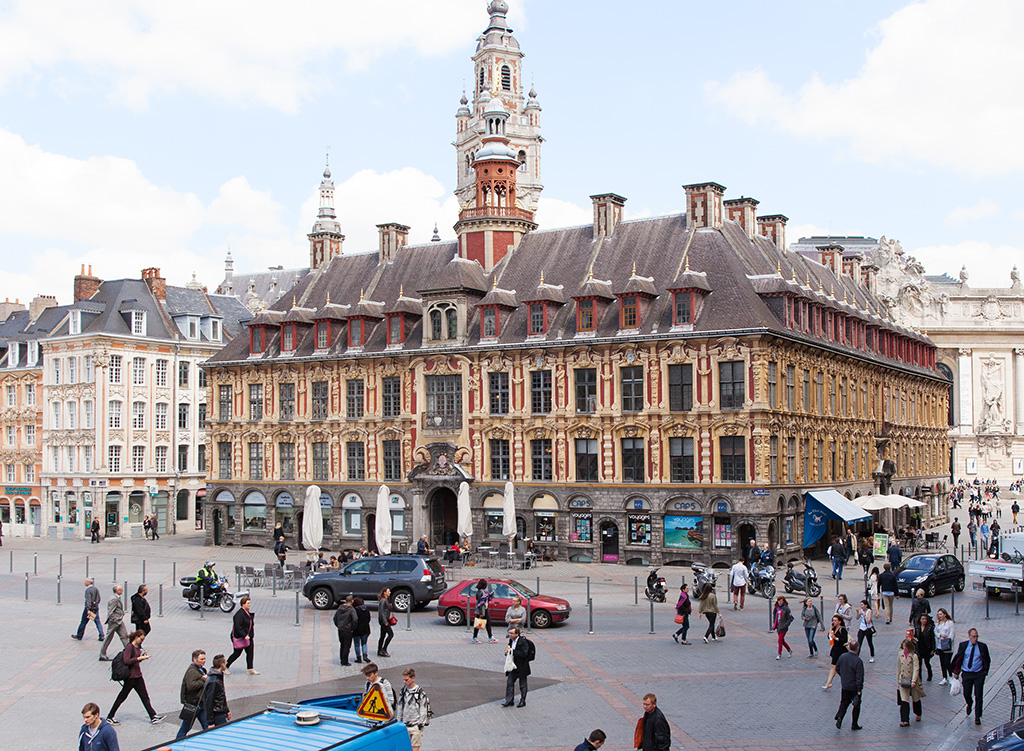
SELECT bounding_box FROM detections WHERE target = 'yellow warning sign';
[356,683,392,721]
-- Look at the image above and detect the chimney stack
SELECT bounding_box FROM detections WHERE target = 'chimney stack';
[141,267,166,300]
[683,182,726,229]
[377,223,410,262]
[723,196,759,238]
[816,243,843,275]
[842,251,864,282]
[756,214,788,252]
[74,264,101,303]
[590,193,627,238]
[861,261,879,296]
[29,294,57,320]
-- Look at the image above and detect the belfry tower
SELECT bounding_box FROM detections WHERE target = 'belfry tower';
[454,0,543,213]
[454,89,537,270]
[308,159,344,270]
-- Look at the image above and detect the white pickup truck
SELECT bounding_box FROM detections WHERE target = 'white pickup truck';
[968,558,1024,597]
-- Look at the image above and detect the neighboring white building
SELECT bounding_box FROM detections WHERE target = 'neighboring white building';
[38,267,251,538]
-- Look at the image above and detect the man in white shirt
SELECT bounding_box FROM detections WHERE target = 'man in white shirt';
[729,558,749,610]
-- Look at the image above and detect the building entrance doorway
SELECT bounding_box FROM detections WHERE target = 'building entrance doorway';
[429,487,459,548]
[212,508,223,545]
[600,521,619,563]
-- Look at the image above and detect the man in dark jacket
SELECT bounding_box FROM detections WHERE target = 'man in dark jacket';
[501,626,532,708]
[877,563,898,624]
[130,585,151,636]
[79,702,119,751]
[952,628,991,725]
[174,650,207,739]
[573,729,606,751]
[90,518,101,543]
[834,640,864,730]
[333,595,357,666]
[636,694,670,751]
[203,654,230,728]
[829,537,845,580]
[746,539,759,569]
[887,540,903,569]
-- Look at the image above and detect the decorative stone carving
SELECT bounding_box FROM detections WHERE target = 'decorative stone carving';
[979,357,1011,433]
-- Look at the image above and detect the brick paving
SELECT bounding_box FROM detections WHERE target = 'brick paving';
[0,503,1021,751]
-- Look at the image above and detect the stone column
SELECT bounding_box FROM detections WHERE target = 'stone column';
[1015,349,1024,434]
[958,348,973,431]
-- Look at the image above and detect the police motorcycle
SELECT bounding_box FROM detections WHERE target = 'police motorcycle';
[180,561,247,613]
[644,567,669,603]
[783,560,822,596]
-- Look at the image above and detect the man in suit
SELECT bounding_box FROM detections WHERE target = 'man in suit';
[98,585,129,661]
[953,627,991,725]
[501,626,531,708]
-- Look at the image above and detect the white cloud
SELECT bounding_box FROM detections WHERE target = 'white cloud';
[946,199,999,226]
[913,240,1022,288]
[705,0,1024,177]
[0,1,514,112]
[534,197,591,230]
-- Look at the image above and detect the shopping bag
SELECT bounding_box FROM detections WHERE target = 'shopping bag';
[715,620,726,638]
[503,651,515,673]
[949,676,963,697]
[473,617,487,630]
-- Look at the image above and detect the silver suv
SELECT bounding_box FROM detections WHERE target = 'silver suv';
[303,555,447,612]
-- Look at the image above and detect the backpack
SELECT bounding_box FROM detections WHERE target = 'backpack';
[523,637,536,662]
[110,649,131,682]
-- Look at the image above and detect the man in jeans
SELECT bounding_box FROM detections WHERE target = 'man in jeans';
[877,562,898,625]
[729,558,748,610]
[829,537,845,580]
[174,650,208,739]
[72,579,104,642]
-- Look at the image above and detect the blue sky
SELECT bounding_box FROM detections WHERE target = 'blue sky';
[0,0,1021,306]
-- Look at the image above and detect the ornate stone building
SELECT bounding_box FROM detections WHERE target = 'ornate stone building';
[201,4,949,564]
[865,236,1024,484]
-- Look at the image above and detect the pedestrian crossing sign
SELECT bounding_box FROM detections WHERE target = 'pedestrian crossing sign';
[356,684,392,721]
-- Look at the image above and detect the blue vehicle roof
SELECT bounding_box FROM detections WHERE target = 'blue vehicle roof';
[146,693,412,751]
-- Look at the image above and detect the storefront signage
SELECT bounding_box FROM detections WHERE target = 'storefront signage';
[4,487,31,495]
[320,492,333,508]
[664,515,703,549]
[568,498,592,508]
[715,501,729,513]
[670,501,698,511]
[632,499,645,510]
[752,489,768,496]
[276,492,293,508]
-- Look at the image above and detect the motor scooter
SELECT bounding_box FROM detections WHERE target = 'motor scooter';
[782,561,822,596]
[690,563,719,595]
[644,567,668,603]
[748,560,777,599]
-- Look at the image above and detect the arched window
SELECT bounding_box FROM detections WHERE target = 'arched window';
[936,363,954,425]
[518,150,527,171]
[446,308,458,339]
[501,65,511,91]
[430,310,442,340]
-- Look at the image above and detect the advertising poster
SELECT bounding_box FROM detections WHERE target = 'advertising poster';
[664,515,703,549]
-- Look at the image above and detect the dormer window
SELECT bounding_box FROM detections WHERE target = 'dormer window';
[529,304,547,335]
[27,341,39,366]
[349,319,364,347]
[481,308,498,338]
[188,316,199,340]
[210,319,221,342]
[315,322,330,350]
[577,300,595,332]
[8,342,20,368]
[282,325,295,352]
[387,315,404,345]
[427,302,459,342]
[250,327,265,354]
[69,310,81,335]
[673,292,692,325]
[620,295,639,329]
[447,308,457,338]
[131,311,146,335]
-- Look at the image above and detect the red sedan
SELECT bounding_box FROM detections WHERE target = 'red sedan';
[437,578,571,628]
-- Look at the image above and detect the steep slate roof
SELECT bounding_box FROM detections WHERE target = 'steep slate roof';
[217,266,310,308]
[208,214,938,377]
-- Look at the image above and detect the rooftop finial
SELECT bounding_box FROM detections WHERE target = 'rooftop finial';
[492,276,498,289]
[359,288,365,302]
[776,260,781,275]
[431,223,441,242]
[587,269,594,281]
[399,284,404,298]
[292,295,297,308]
[324,149,331,179]
[632,260,637,276]
[685,257,691,273]
[539,270,544,285]
[326,291,331,306]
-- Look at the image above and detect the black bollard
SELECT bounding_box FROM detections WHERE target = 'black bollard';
[634,576,639,606]
[406,604,412,632]
[33,552,37,576]
[526,597,532,634]
[173,561,176,584]
[466,594,472,633]
[768,597,773,631]
[158,583,163,617]
[294,591,300,627]
[589,597,594,635]
[536,576,540,595]
[587,576,591,604]
[113,557,117,583]
[24,572,28,600]
[57,576,61,605]
[86,554,89,577]
[59,554,63,577]
[985,589,990,620]
[649,596,655,634]
[142,559,146,584]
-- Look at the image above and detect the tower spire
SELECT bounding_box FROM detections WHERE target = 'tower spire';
[308,159,345,270]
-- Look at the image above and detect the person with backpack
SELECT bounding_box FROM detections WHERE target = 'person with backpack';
[397,667,430,751]
[772,595,794,659]
[501,625,532,707]
[672,583,691,645]
[361,662,396,717]
[106,630,163,725]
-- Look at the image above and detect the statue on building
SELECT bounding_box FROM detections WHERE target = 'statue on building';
[979,358,1007,433]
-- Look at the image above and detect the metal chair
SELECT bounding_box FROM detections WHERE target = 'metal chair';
[1008,679,1024,721]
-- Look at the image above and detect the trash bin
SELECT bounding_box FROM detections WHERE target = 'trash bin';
[399,540,409,554]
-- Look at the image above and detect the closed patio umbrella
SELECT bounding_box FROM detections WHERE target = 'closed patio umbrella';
[457,481,473,547]
[302,485,323,552]
[375,485,393,555]
[502,481,517,540]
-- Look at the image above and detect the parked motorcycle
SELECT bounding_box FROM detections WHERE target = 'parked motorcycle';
[748,560,777,599]
[644,567,668,603]
[691,563,719,595]
[783,561,822,597]
[180,574,246,613]
[1000,548,1024,564]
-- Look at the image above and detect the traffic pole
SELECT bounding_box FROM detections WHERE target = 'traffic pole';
[113,557,117,583]
[123,582,128,610]
[536,576,540,595]
[142,559,146,584]
[586,576,591,604]
[272,570,277,597]
[59,554,63,578]
[466,595,472,633]
[526,597,532,634]
[85,555,89,577]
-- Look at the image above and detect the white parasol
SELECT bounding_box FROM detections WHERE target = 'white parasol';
[457,481,473,547]
[375,485,393,555]
[502,481,517,540]
[302,485,324,551]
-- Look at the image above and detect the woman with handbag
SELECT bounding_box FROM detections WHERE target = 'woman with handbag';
[225,596,258,675]
[934,608,956,685]
[772,596,793,659]
[697,583,719,644]
[869,566,881,616]
[801,597,824,658]
[378,587,396,657]
[822,614,848,689]
[856,599,876,662]
[471,579,497,644]
[896,637,925,726]
[914,613,936,681]
[672,584,691,644]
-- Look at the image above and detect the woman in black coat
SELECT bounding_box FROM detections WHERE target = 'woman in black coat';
[353,597,372,663]
[225,596,258,675]
[914,614,936,681]
[823,614,849,690]
[908,589,931,625]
